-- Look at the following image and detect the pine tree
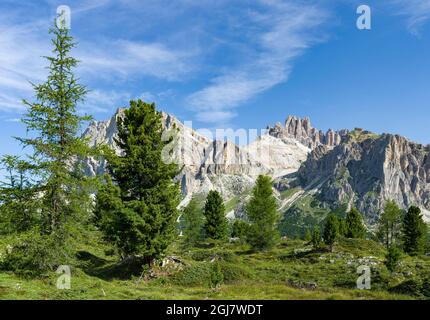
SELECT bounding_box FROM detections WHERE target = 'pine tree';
[311,226,321,250]
[245,175,280,250]
[345,208,366,238]
[384,246,402,273]
[338,217,347,237]
[304,228,312,242]
[96,100,181,265]
[16,23,94,233]
[203,190,227,240]
[182,197,204,246]
[323,214,339,252]
[402,206,427,256]
[377,200,403,250]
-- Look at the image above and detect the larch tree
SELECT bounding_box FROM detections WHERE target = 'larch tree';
[182,197,204,246]
[16,23,94,238]
[377,200,403,250]
[323,214,339,252]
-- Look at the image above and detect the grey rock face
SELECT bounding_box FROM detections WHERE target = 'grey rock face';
[298,133,430,223]
[268,115,348,149]
[82,110,430,223]
[81,109,309,203]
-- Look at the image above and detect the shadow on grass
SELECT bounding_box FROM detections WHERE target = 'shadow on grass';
[77,251,144,281]
[279,247,329,261]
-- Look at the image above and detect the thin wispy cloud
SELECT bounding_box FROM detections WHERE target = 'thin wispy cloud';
[0,3,198,113]
[389,0,430,34]
[78,40,195,82]
[81,89,132,114]
[187,0,330,125]
[0,93,24,112]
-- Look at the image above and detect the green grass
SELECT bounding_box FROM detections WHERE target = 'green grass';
[348,129,380,142]
[280,195,331,238]
[280,187,300,200]
[0,231,429,300]
[224,196,240,213]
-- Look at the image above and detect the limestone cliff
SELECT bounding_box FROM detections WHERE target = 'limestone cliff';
[297,130,430,222]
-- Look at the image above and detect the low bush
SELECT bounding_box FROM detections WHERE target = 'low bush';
[0,231,71,277]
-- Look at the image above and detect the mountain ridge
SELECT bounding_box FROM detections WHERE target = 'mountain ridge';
[82,108,430,225]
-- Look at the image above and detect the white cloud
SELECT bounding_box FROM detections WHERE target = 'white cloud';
[0,10,197,113]
[0,93,25,112]
[389,0,430,34]
[0,19,50,108]
[187,0,329,125]
[77,40,195,82]
[3,118,21,123]
[81,89,132,113]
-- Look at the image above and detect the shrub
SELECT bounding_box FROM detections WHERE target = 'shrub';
[210,262,224,288]
[422,277,430,297]
[219,262,254,283]
[389,279,422,297]
[171,262,212,286]
[384,246,402,273]
[0,232,71,277]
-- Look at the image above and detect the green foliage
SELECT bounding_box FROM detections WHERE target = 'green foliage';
[377,200,403,249]
[384,246,402,273]
[0,231,72,277]
[171,262,212,287]
[0,23,97,276]
[337,218,347,237]
[389,279,423,297]
[0,232,427,299]
[402,206,427,256]
[182,197,204,246]
[203,190,228,240]
[210,262,224,288]
[0,156,39,233]
[96,100,181,263]
[345,208,366,239]
[311,226,321,250]
[422,277,430,297]
[246,175,280,250]
[15,23,94,237]
[279,195,334,239]
[323,214,339,251]
[93,175,122,226]
[304,228,312,242]
[231,219,248,239]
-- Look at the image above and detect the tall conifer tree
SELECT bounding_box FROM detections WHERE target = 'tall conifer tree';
[203,190,227,240]
[402,206,427,256]
[96,100,181,265]
[245,175,279,250]
[345,208,366,239]
[377,200,403,250]
[15,23,93,237]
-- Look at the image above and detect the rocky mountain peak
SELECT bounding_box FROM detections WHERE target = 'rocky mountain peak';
[268,115,348,149]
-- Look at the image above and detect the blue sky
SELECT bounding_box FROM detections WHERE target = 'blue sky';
[1,0,430,158]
